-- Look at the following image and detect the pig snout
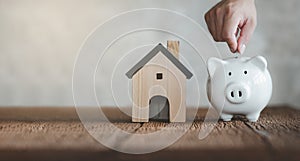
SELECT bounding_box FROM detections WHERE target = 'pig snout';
[225,83,250,104]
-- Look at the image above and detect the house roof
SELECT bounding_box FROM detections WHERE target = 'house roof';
[126,43,193,79]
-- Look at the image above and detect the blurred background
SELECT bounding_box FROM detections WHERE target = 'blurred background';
[0,0,299,108]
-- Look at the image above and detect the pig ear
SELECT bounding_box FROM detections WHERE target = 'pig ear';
[248,56,268,71]
[207,57,225,77]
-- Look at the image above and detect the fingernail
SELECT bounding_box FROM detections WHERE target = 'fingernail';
[230,48,235,53]
[239,44,246,54]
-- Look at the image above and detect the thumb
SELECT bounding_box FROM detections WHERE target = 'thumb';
[237,19,256,54]
[225,35,238,53]
[222,16,240,53]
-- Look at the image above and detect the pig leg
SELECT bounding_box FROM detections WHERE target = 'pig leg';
[246,112,261,122]
[220,113,233,121]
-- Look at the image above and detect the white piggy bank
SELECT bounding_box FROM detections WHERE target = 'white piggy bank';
[207,56,272,122]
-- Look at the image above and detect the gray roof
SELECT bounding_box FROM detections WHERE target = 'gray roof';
[126,43,193,79]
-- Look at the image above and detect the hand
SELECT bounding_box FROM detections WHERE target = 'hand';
[205,0,257,54]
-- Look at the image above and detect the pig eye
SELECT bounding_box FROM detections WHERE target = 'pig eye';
[228,72,232,76]
[244,70,248,75]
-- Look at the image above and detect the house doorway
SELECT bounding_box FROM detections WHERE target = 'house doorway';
[149,96,169,121]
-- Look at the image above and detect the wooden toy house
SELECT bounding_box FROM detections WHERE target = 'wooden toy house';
[126,41,193,122]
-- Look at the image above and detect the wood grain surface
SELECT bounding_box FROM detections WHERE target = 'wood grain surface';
[0,106,298,161]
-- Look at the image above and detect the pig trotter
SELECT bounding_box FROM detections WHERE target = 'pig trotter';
[220,113,233,121]
[246,113,260,122]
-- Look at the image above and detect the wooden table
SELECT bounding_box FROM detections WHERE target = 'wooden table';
[0,106,298,161]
